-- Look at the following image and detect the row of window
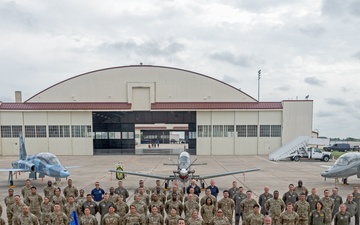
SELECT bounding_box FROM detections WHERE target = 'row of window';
[198,125,281,137]
[1,125,91,138]
[94,132,134,139]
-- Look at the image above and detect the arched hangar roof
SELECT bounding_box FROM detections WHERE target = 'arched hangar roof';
[26,65,257,103]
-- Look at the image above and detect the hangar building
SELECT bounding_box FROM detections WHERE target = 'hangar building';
[0,65,313,156]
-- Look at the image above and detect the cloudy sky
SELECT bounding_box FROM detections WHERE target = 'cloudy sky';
[0,0,359,139]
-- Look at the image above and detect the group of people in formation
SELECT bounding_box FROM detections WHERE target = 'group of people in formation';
[1,177,359,225]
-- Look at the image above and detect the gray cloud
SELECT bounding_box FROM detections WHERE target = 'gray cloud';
[325,98,348,106]
[304,76,325,86]
[316,110,336,117]
[277,85,291,91]
[209,51,263,67]
[299,25,326,37]
[353,52,360,59]
[222,75,239,84]
[0,1,37,30]
[98,39,185,56]
[321,0,360,18]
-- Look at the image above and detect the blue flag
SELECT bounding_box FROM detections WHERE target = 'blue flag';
[70,210,79,225]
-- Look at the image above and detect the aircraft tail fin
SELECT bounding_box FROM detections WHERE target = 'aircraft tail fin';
[19,134,27,160]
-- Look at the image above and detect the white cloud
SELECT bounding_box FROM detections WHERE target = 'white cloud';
[0,0,359,138]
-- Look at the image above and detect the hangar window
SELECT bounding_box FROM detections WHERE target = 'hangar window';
[247,125,258,137]
[260,125,271,137]
[36,126,47,137]
[109,132,121,139]
[72,125,92,138]
[189,131,196,139]
[1,126,11,138]
[60,126,70,137]
[49,126,59,137]
[12,126,22,138]
[25,126,36,137]
[224,125,234,137]
[236,125,246,137]
[122,132,134,139]
[271,125,281,137]
[213,125,224,137]
[197,125,211,137]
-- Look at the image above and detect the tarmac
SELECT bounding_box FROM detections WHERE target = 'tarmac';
[0,153,357,223]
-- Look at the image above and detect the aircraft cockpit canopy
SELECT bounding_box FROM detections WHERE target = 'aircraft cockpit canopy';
[335,153,360,166]
[179,151,190,169]
[36,152,61,165]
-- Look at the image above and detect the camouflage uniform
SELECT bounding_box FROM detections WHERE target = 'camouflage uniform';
[279,210,299,225]
[234,192,247,225]
[80,214,98,225]
[151,192,167,205]
[41,201,54,225]
[64,202,77,218]
[245,212,264,225]
[334,211,351,225]
[294,186,309,197]
[10,202,26,225]
[184,200,200,220]
[75,195,87,206]
[201,195,217,207]
[167,191,184,202]
[344,201,357,217]
[124,212,144,225]
[307,194,321,212]
[320,197,334,225]
[240,198,257,225]
[21,186,32,199]
[309,209,326,225]
[149,201,164,217]
[201,204,216,225]
[265,198,285,225]
[109,193,119,203]
[165,215,180,225]
[43,186,55,200]
[50,211,69,225]
[99,200,114,224]
[218,197,235,224]
[187,217,203,225]
[0,218,4,225]
[210,216,230,225]
[185,194,200,204]
[52,195,67,210]
[165,200,184,216]
[13,212,39,225]
[63,186,79,198]
[146,213,164,225]
[258,193,273,215]
[139,193,150,206]
[102,212,121,225]
[25,193,43,220]
[115,201,129,218]
[4,195,15,223]
[330,194,343,219]
[293,200,310,225]
[135,187,151,195]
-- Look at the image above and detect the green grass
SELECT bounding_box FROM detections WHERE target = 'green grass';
[330,151,346,159]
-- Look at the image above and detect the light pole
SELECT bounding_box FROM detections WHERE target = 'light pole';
[258,70,261,101]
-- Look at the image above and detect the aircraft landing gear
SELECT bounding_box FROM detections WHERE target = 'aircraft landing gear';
[343,178,349,185]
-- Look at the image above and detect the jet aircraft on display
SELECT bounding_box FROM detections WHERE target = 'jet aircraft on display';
[109,151,260,188]
[321,152,360,184]
[0,135,72,185]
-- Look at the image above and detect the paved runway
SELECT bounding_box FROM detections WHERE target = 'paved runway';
[0,154,357,222]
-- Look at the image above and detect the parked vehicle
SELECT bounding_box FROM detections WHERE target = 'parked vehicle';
[353,145,360,151]
[290,147,332,162]
[323,143,351,152]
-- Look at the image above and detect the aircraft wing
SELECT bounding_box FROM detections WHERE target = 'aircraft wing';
[65,166,81,169]
[109,170,173,180]
[196,168,260,180]
[0,168,30,172]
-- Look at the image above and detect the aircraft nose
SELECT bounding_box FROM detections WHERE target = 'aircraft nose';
[60,170,70,177]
